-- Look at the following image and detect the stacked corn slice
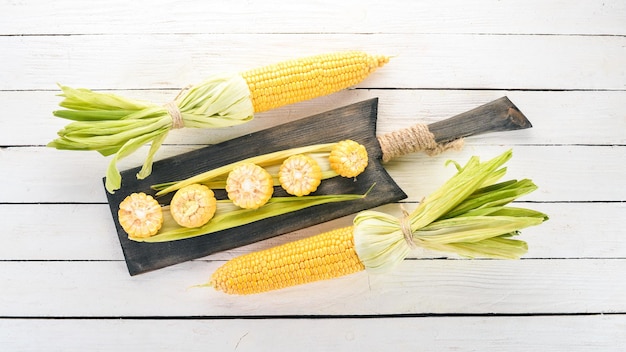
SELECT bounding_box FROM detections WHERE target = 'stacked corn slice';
[48,51,389,193]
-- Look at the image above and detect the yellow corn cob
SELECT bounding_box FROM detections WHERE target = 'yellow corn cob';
[242,51,389,113]
[209,226,364,295]
[52,51,389,194]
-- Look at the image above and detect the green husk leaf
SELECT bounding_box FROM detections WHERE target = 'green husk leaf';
[137,132,169,180]
[132,190,369,243]
[154,143,337,196]
[105,130,168,193]
[490,207,549,221]
[151,152,338,191]
[427,234,529,259]
[408,149,513,230]
[442,179,538,219]
[49,74,254,193]
[415,215,545,245]
[56,84,153,112]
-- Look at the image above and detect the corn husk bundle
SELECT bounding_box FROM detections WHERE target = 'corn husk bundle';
[208,149,549,295]
[47,51,389,193]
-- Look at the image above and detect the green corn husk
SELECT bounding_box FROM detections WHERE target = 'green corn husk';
[133,190,370,243]
[353,149,548,273]
[48,74,254,194]
[152,143,339,196]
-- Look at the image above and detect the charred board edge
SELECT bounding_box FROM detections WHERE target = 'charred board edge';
[428,96,532,143]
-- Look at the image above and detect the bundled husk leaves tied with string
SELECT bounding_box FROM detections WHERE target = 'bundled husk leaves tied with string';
[47,51,390,193]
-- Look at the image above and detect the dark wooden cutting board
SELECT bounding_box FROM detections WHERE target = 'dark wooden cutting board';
[104,98,407,275]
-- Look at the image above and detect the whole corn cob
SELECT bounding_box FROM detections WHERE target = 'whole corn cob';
[48,51,389,193]
[210,226,364,295]
[242,51,389,112]
[206,150,548,295]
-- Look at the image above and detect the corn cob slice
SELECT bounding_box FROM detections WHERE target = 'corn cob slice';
[170,184,217,228]
[226,163,274,209]
[209,226,364,295]
[329,139,369,178]
[278,154,323,196]
[118,192,163,238]
[243,51,389,113]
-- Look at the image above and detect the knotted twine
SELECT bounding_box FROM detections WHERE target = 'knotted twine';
[164,101,184,129]
[377,123,464,162]
[399,205,418,249]
[163,85,192,129]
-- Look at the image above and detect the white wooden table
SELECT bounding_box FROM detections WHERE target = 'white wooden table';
[1,1,625,350]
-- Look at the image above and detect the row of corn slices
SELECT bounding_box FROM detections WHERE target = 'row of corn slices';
[117,140,369,240]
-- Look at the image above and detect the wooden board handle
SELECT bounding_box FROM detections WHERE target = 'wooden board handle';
[428,96,532,143]
[378,96,532,162]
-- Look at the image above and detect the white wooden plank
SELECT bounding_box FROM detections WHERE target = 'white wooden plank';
[0,259,624,316]
[4,90,626,146]
[0,204,123,260]
[2,34,624,90]
[1,146,622,203]
[1,0,624,36]
[1,202,623,261]
[1,315,624,352]
[385,145,626,202]
[0,145,195,203]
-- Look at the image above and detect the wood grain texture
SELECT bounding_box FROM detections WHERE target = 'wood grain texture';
[2,0,624,35]
[1,0,624,350]
[1,202,625,261]
[426,96,531,143]
[2,34,625,90]
[2,146,623,203]
[4,90,625,146]
[2,315,625,352]
[0,260,624,316]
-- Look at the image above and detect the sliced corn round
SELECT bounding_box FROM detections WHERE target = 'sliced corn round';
[279,154,323,196]
[118,192,163,238]
[329,140,369,178]
[170,184,217,228]
[226,163,274,209]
